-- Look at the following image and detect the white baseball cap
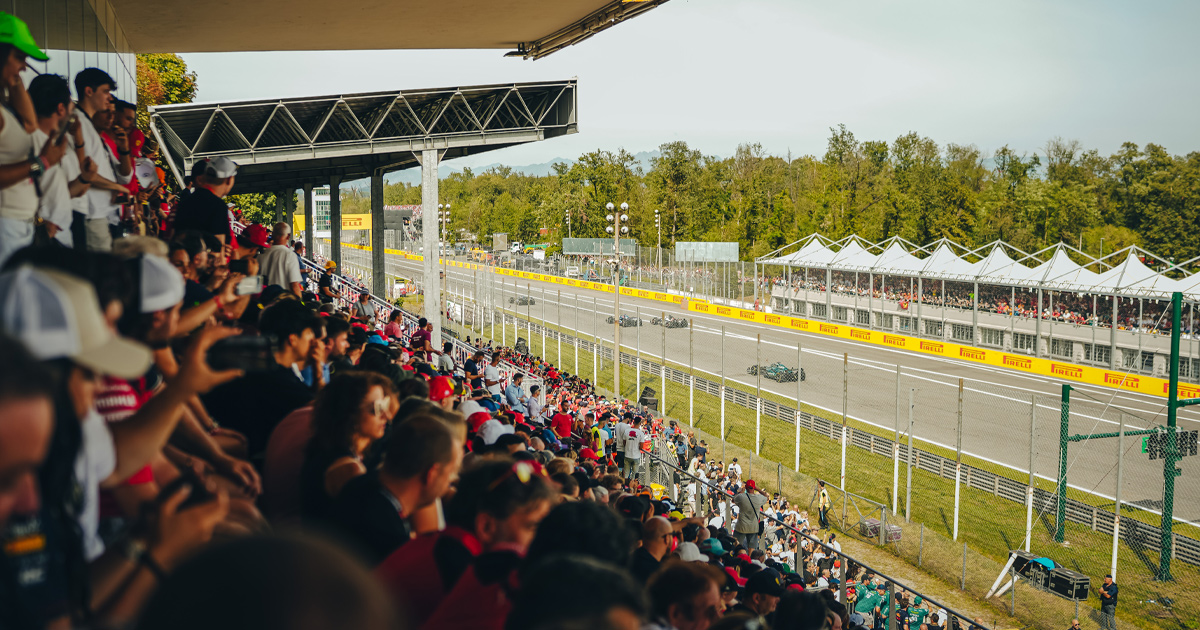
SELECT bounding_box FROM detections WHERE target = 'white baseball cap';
[134,157,159,190]
[203,156,238,179]
[677,542,705,562]
[134,254,185,314]
[0,266,152,378]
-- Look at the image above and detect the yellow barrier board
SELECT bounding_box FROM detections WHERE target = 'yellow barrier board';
[684,301,1197,400]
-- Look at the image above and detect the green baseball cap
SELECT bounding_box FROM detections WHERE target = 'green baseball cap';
[0,13,48,61]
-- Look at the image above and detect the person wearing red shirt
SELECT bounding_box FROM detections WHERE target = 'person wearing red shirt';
[550,402,573,440]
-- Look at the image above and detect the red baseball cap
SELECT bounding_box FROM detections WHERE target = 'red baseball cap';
[579,448,600,460]
[468,411,492,432]
[239,223,271,249]
[745,479,757,491]
[429,376,456,402]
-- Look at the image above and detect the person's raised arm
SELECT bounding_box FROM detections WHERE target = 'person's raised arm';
[177,273,240,335]
[103,326,242,486]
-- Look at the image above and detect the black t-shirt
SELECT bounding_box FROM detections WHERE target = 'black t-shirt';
[318,272,334,303]
[201,362,313,459]
[183,279,213,308]
[464,359,482,388]
[1102,583,1118,606]
[630,547,661,584]
[172,187,229,241]
[332,471,412,566]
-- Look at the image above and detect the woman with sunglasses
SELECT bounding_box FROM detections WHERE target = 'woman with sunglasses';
[300,371,395,526]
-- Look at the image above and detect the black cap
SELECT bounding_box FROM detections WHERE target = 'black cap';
[744,568,786,597]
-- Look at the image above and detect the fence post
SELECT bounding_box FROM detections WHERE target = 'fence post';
[689,321,694,427]
[795,340,802,472]
[777,463,782,500]
[593,296,599,383]
[906,388,914,522]
[661,312,667,419]
[526,283,532,349]
[540,287,546,356]
[954,378,963,541]
[574,293,579,376]
[502,299,507,346]
[720,326,726,455]
[635,305,642,401]
[841,353,848,525]
[1111,411,1126,580]
[1026,394,1036,552]
[756,334,762,455]
[961,542,967,590]
[894,365,901,514]
[1055,384,1072,543]
[919,523,924,566]
[886,581,897,630]
[557,289,561,365]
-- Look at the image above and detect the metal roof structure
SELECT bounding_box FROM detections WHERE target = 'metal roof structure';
[109,0,672,59]
[149,80,578,194]
[759,233,1200,300]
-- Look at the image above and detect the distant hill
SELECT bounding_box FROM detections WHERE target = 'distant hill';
[383,149,665,185]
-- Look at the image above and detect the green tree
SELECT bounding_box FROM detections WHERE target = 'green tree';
[135,54,198,130]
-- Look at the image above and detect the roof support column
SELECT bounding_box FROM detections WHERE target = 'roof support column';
[303,183,314,261]
[329,175,342,270]
[284,190,297,238]
[371,171,386,298]
[419,149,443,349]
[274,191,285,224]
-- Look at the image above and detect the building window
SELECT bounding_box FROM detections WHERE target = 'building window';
[981,328,1004,347]
[856,310,871,325]
[879,313,894,330]
[951,324,974,342]
[1012,332,1037,352]
[1083,344,1111,365]
[811,303,827,319]
[832,306,848,322]
[924,320,943,337]
[898,316,913,332]
[1050,338,1073,358]
[792,300,805,316]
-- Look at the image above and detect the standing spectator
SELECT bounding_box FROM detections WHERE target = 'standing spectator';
[818,480,831,529]
[624,418,644,480]
[74,67,132,252]
[318,259,337,303]
[1099,574,1118,630]
[728,457,742,479]
[28,73,93,249]
[829,532,842,554]
[257,221,302,295]
[631,515,673,584]
[550,401,573,440]
[644,561,725,630]
[0,19,65,266]
[484,352,504,401]
[352,292,374,323]
[733,479,768,550]
[170,157,237,252]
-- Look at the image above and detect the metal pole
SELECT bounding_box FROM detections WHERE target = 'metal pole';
[557,290,561,365]
[1159,290,1183,580]
[954,378,963,541]
[661,312,667,419]
[635,306,642,401]
[894,365,901,513]
[841,353,848,500]
[689,320,694,426]
[962,543,967,590]
[1055,383,1072,544]
[906,388,914,522]
[574,293,579,376]
[594,296,599,381]
[541,287,546,356]
[613,217,623,400]
[756,334,762,455]
[1111,411,1126,580]
[796,341,803,472]
[1026,395,1036,553]
[721,326,726,449]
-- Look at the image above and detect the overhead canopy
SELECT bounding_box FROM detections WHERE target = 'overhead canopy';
[149,80,578,194]
[760,233,1197,300]
[110,0,672,59]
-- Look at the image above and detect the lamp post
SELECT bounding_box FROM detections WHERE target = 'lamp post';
[607,202,629,399]
[654,209,662,285]
[439,203,451,318]
[566,207,572,239]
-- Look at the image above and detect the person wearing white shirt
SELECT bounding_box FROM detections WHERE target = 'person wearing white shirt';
[29,74,95,248]
[73,68,132,252]
[0,39,67,266]
[483,353,503,400]
[257,221,303,294]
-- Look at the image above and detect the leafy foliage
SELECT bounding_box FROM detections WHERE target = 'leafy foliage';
[135,54,198,130]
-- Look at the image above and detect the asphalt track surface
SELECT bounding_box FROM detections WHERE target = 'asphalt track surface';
[396,257,1200,525]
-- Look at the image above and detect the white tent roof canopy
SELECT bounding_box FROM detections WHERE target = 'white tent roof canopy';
[759,233,1197,300]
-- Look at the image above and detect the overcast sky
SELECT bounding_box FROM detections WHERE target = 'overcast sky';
[181,0,1200,169]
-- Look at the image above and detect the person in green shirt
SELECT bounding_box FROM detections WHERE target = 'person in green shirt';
[906,596,930,630]
[855,584,884,628]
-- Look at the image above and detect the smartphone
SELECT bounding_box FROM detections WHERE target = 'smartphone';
[206,334,275,372]
[51,113,74,145]
[228,259,250,274]
[234,275,263,296]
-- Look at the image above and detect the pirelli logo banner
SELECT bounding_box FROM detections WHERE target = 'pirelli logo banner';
[681,300,1184,399]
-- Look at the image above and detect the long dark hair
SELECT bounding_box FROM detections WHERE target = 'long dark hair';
[307,371,393,459]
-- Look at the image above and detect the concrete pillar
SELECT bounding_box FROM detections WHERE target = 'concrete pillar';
[329,175,342,269]
[371,172,386,297]
[274,191,285,224]
[420,149,442,348]
[302,183,314,259]
[285,191,297,242]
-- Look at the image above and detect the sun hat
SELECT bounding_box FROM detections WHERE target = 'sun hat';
[0,13,48,61]
[0,266,151,378]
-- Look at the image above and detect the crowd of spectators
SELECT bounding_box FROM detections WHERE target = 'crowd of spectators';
[0,16,993,630]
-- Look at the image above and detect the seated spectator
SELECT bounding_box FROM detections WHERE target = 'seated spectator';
[632,515,674,584]
[300,371,394,526]
[504,373,528,413]
[505,556,645,630]
[377,458,554,625]
[645,560,726,630]
[331,414,464,564]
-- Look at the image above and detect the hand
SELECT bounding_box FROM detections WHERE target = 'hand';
[175,325,244,394]
[182,456,212,480]
[146,481,229,570]
[215,455,261,498]
[43,222,59,239]
[308,338,327,369]
[80,156,98,182]
[69,116,83,145]
[112,126,130,153]
[218,272,244,303]
[39,133,67,167]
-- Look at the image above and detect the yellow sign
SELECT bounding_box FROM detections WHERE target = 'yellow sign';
[292,213,372,232]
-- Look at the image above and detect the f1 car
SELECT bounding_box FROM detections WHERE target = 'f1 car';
[650,315,689,329]
[509,296,536,306]
[746,362,805,382]
[606,315,644,327]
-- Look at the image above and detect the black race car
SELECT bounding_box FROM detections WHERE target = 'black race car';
[650,315,689,329]
[509,296,536,306]
[605,315,644,327]
[746,362,805,382]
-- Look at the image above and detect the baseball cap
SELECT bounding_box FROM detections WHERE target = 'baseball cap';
[470,387,488,398]
[133,254,185,313]
[429,376,456,402]
[744,568,786,598]
[578,447,600,461]
[698,538,725,556]
[913,596,922,606]
[745,479,757,491]
[676,542,704,562]
[238,224,270,249]
[0,266,151,378]
[479,418,514,445]
[0,13,48,61]
[202,156,238,179]
[134,158,159,189]
[324,260,337,270]
[850,613,866,627]
[467,411,492,432]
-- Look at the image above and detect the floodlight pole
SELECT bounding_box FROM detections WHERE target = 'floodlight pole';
[608,203,629,399]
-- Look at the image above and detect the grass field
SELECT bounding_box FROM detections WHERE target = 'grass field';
[467,307,1199,630]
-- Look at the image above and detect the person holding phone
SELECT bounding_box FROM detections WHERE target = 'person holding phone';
[73,67,132,252]
[170,156,238,254]
[29,73,96,248]
[0,16,68,267]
